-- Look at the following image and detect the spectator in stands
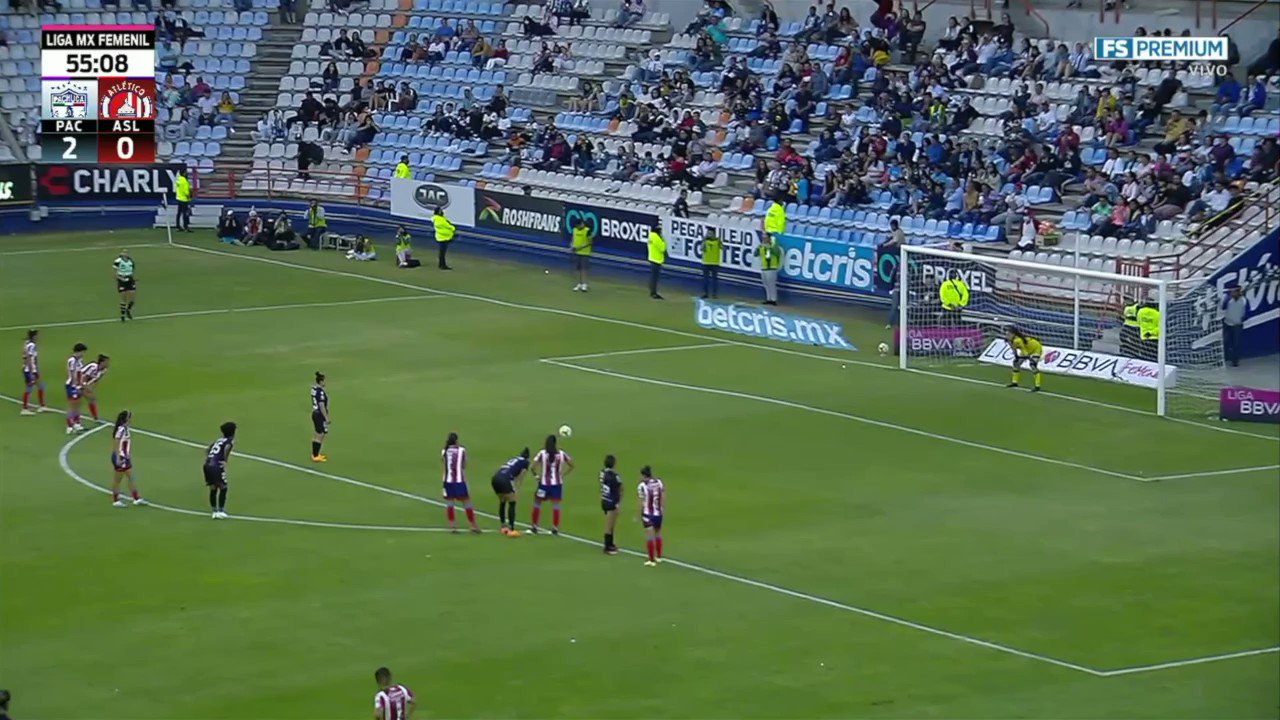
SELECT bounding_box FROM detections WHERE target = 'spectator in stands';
[278,0,297,22]
[396,83,418,113]
[195,92,217,126]
[470,36,494,67]
[672,189,690,218]
[615,0,644,27]
[1186,180,1232,221]
[425,35,447,63]
[1246,28,1280,77]
[288,91,323,130]
[523,11,555,37]
[1239,75,1268,116]
[320,61,340,94]
[569,81,601,113]
[343,110,378,152]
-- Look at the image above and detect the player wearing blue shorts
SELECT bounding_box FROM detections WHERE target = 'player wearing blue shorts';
[442,432,480,533]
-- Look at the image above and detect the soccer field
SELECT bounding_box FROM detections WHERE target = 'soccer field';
[1,230,1277,719]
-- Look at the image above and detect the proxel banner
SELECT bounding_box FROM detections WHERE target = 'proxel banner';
[893,326,984,356]
[776,234,877,294]
[389,178,475,228]
[694,298,856,351]
[978,339,1179,388]
[35,164,187,201]
[0,164,34,206]
[1219,387,1280,423]
[564,202,657,253]
[665,216,761,271]
[475,189,564,241]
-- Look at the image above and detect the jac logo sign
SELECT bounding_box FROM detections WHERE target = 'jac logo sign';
[413,184,451,211]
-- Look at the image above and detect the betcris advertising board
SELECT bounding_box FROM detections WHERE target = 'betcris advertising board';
[776,234,878,294]
[1175,228,1279,359]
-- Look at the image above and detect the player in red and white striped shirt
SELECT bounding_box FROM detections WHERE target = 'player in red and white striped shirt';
[79,354,110,422]
[530,434,574,534]
[108,409,146,508]
[19,329,47,415]
[637,465,666,566]
[373,667,416,720]
[64,343,88,434]
[441,432,480,533]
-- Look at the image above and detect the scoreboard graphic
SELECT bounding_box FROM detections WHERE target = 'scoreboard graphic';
[40,25,157,165]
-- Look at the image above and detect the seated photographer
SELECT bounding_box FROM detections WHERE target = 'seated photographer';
[394,227,421,268]
[346,234,377,261]
[216,208,243,245]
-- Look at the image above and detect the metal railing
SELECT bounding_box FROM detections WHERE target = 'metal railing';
[200,165,394,206]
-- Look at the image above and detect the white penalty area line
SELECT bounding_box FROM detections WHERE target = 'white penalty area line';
[166,242,1279,445]
[1143,464,1280,481]
[541,359,1146,483]
[15,393,1274,679]
[0,242,170,257]
[54,419,455,533]
[543,342,731,363]
[0,295,443,332]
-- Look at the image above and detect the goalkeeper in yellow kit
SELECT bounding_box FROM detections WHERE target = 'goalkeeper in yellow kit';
[1006,327,1043,392]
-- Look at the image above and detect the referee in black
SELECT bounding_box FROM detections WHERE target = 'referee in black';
[600,454,622,555]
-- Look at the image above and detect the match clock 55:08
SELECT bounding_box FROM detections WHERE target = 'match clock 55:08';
[41,49,154,77]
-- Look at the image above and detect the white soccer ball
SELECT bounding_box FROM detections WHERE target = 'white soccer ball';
[878,342,889,356]
[558,424,573,438]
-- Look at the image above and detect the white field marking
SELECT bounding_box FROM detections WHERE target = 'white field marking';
[3,392,1102,677]
[55,422,454,533]
[0,295,442,332]
[0,242,169,257]
[169,242,1277,444]
[1167,415,1280,441]
[1143,464,1280,481]
[543,342,731,362]
[542,359,1145,482]
[1096,646,1280,677]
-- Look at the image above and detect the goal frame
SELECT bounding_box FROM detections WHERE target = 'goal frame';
[897,245,1173,416]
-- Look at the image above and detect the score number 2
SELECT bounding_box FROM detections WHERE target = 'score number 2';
[63,136,134,160]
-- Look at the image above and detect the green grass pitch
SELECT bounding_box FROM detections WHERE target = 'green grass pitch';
[1,230,1277,719]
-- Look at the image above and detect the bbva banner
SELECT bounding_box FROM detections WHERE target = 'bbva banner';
[389,178,476,228]
[1176,228,1279,359]
[978,338,1179,389]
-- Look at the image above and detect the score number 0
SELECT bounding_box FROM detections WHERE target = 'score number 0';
[62,136,135,160]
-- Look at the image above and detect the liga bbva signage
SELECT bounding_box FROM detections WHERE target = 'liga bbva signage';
[389,177,475,228]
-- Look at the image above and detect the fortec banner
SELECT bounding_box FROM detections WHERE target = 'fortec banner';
[665,216,760,270]
[978,339,1179,389]
[776,235,877,294]
[36,164,186,200]
[389,178,475,227]
[893,326,984,356]
[565,202,657,252]
[694,298,856,351]
[475,189,563,241]
[0,164,34,205]
[1219,387,1280,423]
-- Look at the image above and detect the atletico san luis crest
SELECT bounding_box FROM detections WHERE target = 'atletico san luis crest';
[98,78,156,120]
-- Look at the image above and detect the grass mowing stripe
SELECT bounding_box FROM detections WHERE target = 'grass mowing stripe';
[0,295,442,332]
[55,421,456,533]
[1096,646,1280,677]
[172,242,1278,443]
[541,359,1146,482]
[2,392,1103,677]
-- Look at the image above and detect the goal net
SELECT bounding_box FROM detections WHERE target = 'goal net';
[895,245,1225,418]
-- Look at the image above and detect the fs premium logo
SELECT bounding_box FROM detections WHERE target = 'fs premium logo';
[1094,37,1228,62]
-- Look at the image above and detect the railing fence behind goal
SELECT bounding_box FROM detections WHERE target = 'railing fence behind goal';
[896,245,1225,418]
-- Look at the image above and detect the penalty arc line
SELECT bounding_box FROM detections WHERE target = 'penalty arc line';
[20,394,1275,677]
[167,242,1280,444]
[53,418,456,534]
[10,393,1102,678]
[540,359,1146,482]
[0,295,444,332]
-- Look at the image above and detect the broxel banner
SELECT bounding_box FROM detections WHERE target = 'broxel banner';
[389,178,475,228]
[36,164,187,201]
[1219,387,1280,423]
[475,189,564,241]
[564,202,658,253]
[978,339,1179,389]
[0,164,34,205]
[694,298,856,351]
[665,216,761,270]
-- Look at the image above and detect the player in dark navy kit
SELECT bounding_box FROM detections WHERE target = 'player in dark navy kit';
[310,371,330,463]
[599,455,622,555]
[203,421,237,519]
[491,447,530,537]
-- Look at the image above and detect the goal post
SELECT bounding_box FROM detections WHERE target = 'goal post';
[895,245,1224,418]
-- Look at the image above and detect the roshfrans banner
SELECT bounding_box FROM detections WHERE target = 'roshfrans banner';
[694,298,856,351]
[978,338,1179,389]
[1219,387,1280,423]
[389,178,475,228]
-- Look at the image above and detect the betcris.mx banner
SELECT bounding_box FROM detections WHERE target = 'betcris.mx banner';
[1175,228,1279,359]
[776,234,878,294]
[694,298,856,351]
[564,202,657,253]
